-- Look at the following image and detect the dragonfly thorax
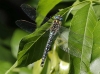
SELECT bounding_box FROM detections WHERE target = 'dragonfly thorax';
[50,19,62,35]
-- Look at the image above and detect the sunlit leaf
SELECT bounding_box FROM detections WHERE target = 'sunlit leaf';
[93,4,100,20]
[92,21,100,60]
[69,2,97,74]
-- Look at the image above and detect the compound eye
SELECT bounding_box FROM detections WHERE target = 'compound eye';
[59,18,62,21]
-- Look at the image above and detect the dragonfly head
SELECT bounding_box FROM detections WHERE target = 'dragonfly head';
[54,15,62,21]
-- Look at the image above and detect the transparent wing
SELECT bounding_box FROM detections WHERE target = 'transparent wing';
[57,27,92,58]
[68,29,92,57]
[21,4,49,25]
[58,27,82,57]
[21,4,36,21]
[15,20,36,33]
[58,29,81,57]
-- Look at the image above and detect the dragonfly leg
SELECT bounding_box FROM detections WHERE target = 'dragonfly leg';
[57,38,67,46]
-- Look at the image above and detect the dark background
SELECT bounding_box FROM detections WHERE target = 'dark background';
[0,0,40,73]
[0,0,37,27]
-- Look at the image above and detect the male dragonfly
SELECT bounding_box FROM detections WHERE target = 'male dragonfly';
[16,4,86,67]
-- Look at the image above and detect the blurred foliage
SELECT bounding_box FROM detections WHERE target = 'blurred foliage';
[0,0,100,74]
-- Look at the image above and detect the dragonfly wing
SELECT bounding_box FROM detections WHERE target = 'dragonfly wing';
[21,4,49,25]
[58,27,82,57]
[58,26,93,58]
[15,20,36,33]
[21,4,36,21]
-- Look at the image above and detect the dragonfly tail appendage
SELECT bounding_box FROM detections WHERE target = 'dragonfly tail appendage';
[41,49,48,67]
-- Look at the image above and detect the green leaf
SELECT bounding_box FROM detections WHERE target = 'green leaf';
[93,4,100,20]
[69,2,97,74]
[19,67,32,74]
[36,0,62,26]
[5,61,18,74]
[92,21,100,60]
[71,1,91,15]
[90,21,100,74]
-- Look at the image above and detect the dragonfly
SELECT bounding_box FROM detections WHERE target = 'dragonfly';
[16,4,63,67]
[16,4,91,67]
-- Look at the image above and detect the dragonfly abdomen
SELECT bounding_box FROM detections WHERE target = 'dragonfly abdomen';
[41,32,55,67]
